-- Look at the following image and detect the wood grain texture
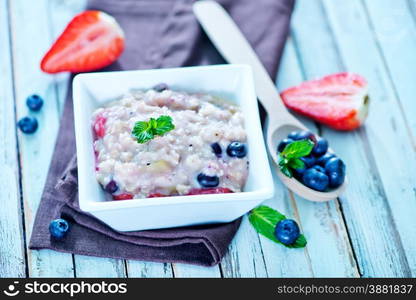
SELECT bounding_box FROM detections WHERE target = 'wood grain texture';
[0,0,27,278]
[325,0,416,276]
[293,0,412,277]
[172,264,221,278]
[8,0,124,278]
[363,0,416,138]
[220,216,268,277]
[126,261,173,278]
[8,0,75,278]
[2,0,415,278]
[74,255,126,278]
[269,38,359,277]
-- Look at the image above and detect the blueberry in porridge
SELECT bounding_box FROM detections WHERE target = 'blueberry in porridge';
[92,84,249,200]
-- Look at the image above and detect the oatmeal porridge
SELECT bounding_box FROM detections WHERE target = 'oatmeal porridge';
[92,84,249,200]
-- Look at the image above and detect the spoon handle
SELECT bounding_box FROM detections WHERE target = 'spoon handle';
[193,1,293,121]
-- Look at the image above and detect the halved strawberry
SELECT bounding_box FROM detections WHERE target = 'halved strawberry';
[41,10,124,73]
[280,72,369,131]
[187,187,234,195]
[112,193,134,201]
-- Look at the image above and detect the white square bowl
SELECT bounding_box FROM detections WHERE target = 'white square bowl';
[73,64,274,231]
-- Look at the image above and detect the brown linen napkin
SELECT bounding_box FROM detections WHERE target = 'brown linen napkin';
[29,0,295,266]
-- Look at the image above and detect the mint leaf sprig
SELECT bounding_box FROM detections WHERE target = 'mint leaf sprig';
[278,140,314,178]
[132,115,175,144]
[249,205,307,248]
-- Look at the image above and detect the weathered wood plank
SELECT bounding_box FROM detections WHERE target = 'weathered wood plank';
[74,255,126,278]
[292,0,412,277]
[363,0,416,137]
[48,0,128,277]
[257,164,314,277]
[10,0,125,277]
[258,38,359,278]
[326,0,416,276]
[172,264,221,278]
[363,0,416,275]
[220,215,267,277]
[49,0,129,278]
[126,261,173,278]
[276,38,359,277]
[9,0,75,278]
[0,0,27,278]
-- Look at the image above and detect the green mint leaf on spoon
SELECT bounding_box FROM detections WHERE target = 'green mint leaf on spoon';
[278,139,314,178]
[281,139,314,158]
[248,205,307,248]
[132,115,175,144]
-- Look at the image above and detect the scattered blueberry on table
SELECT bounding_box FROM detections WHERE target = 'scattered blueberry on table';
[277,130,346,192]
[26,94,44,111]
[17,116,38,134]
[274,219,301,245]
[49,218,70,240]
[249,205,307,248]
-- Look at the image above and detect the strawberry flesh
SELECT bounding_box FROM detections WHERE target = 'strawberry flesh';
[93,114,106,139]
[281,72,369,131]
[41,10,124,73]
[112,193,134,201]
[148,193,167,198]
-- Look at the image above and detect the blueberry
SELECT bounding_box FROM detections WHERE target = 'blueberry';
[49,218,70,240]
[288,130,316,142]
[325,157,346,188]
[312,137,328,156]
[327,171,346,188]
[26,94,44,111]
[297,130,315,141]
[325,157,346,173]
[287,131,302,140]
[312,165,325,173]
[211,142,222,157]
[197,173,219,188]
[292,165,307,180]
[274,219,300,245]
[300,155,316,168]
[105,180,118,194]
[316,153,336,166]
[226,142,247,158]
[152,83,169,92]
[302,168,329,191]
[17,116,38,134]
[277,138,293,153]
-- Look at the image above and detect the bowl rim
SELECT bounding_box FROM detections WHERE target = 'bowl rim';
[73,64,275,213]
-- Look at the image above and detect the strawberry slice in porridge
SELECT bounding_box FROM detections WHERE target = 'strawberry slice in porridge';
[92,84,249,200]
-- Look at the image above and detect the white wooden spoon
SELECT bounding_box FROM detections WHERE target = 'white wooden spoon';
[193,1,347,201]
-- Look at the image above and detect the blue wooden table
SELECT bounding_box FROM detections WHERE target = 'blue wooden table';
[1,0,416,278]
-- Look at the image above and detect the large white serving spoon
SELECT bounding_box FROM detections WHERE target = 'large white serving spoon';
[193,1,347,201]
